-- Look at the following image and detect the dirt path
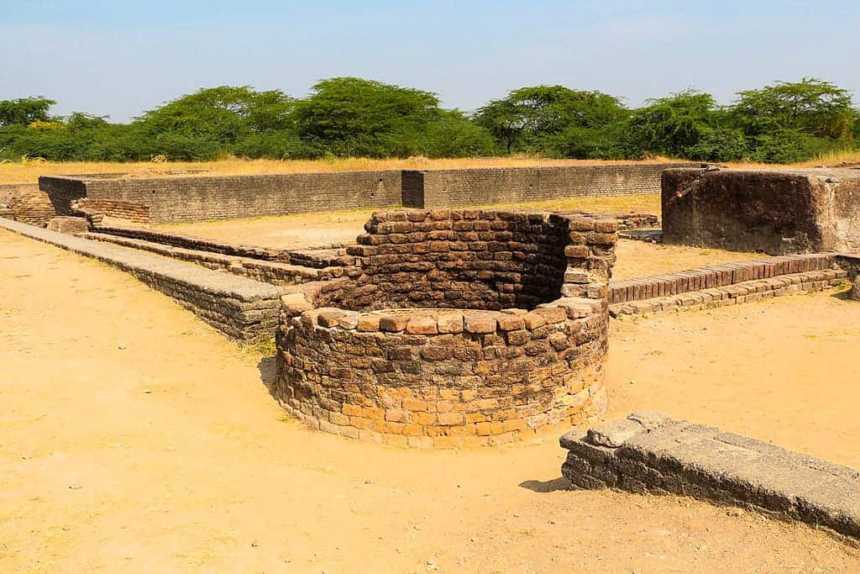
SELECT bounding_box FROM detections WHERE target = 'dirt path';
[1,228,858,573]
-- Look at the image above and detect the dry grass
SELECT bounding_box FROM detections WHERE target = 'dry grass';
[0,155,684,185]
[3,150,855,186]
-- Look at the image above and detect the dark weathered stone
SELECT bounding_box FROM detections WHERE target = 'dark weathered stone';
[561,413,860,541]
[662,167,860,254]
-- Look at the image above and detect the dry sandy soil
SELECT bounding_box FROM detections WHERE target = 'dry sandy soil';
[2,228,860,573]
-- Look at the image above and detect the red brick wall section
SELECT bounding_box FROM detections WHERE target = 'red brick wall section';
[71,198,151,224]
[274,209,618,447]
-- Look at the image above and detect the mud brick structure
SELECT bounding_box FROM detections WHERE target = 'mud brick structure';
[40,171,404,223]
[71,198,150,224]
[274,209,618,447]
[405,164,694,208]
[38,163,689,225]
[0,183,38,206]
[3,186,56,226]
[561,413,860,540]
[46,216,89,234]
[663,167,860,254]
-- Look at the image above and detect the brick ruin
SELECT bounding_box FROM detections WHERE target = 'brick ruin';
[31,163,689,224]
[663,166,860,254]
[273,209,618,447]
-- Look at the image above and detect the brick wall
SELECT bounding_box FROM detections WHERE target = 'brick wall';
[39,164,688,225]
[0,183,39,206]
[411,163,696,208]
[274,209,619,447]
[71,198,151,224]
[41,171,403,223]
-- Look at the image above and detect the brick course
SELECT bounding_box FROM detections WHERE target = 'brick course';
[274,209,618,447]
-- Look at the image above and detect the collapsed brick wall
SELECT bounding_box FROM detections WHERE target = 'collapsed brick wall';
[0,183,39,206]
[41,171,404,223]
[71,198,151,224]
[274,209,618,447]
[662,167,860,254]
[412,164,697,208]
[5,187,57,226]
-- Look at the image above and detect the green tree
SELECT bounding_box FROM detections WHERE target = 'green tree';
[626,90,723,158]
[0,97,56,127]
[294,77,440,157]
[474,85,628,155]
[731,78,854,141]
[421,110,497,157]
[136,86,295,147]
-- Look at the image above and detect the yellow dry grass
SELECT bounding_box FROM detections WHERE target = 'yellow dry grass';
[0,155,684,185]
[3,150,855,186]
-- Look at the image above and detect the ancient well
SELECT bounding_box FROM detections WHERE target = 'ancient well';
[274,209,618,447]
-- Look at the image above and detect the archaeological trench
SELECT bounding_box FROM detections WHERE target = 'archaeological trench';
[2,163,859,539]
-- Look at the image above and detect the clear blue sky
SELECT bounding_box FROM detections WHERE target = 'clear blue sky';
[1,0,858,122]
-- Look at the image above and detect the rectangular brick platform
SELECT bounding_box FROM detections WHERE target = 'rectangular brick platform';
[0,218,283,341]
[561,413,860,540]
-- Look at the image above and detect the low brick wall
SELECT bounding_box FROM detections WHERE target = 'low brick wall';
[46,216,89,234]
[71,198,151,224]
[0,183,39,206]
[561,413,860,540]
[610,269,847,317]
[84,232,344,286]
[274,209,618,447]
[0,218,283,341]
[4,188,57,226]
[41,171,404,223]
[39,163,688,225]
[609,254,836,305]
[412,163,696,208]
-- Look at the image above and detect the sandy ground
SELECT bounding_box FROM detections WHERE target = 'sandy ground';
[2,229,859,573]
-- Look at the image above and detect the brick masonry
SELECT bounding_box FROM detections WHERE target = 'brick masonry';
[663,167,860,254]
[46,216,89,234]
[609,254,837,305]
[0,218,284,341]
[84,232,345,286]
[561,413,860,541]
[2,186,56,226]
[411,164,697,208]
[610,269,847,318]
[273,209,619,447]
[38,163,690,224]
[41,171,404,223]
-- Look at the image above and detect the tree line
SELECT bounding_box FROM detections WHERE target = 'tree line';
[0,77,857,164]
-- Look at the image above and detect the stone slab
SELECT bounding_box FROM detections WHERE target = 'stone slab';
[561,413,860,540]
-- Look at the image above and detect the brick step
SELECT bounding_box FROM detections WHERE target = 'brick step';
[610,269,848,318]
[84,232,347,286]
[609,253,835,305]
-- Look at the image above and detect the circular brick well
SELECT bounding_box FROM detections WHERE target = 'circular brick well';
[274,209,618,447]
